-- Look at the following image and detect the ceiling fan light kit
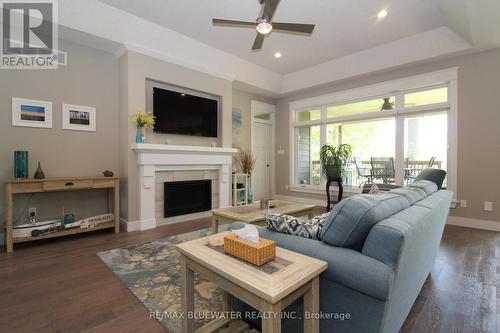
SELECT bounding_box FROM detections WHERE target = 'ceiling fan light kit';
[212,0,315,51]
[256,21,273,35]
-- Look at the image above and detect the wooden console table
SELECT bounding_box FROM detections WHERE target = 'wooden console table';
[4,176,120,253]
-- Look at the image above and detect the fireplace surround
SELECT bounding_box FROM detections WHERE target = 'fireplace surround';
[132,143,237,230]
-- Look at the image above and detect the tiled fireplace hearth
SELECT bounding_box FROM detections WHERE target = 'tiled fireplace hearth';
[132,143,237,230]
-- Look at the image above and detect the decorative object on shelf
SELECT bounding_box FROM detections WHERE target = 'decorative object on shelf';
[260,199,270,210]
[12,97,52,128]
[64,212,75,225]
[132,109,155,143]
[34,162,45,179]
[14,150,29,179]
[232,173,249,206]
[381,97,394,110]
[103,170,114,177]
[236,150,256,203]
[13,213,114,238]
[62,104,97,131]
[247,182,254,204]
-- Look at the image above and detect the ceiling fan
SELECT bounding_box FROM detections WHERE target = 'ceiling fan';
[212,0,315,51]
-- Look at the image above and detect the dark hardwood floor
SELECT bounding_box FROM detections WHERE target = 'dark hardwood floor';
[0,207,498,332]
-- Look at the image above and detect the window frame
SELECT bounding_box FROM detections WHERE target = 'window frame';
[288,68,458,200]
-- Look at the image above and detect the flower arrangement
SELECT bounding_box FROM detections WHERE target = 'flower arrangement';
[236,150,256,175]
[133,110,155,128]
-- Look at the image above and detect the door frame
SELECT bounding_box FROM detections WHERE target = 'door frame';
[250,100,276,199]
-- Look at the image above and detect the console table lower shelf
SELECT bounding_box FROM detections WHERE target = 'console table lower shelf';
[176,232,328,333]
[4,176,120,253]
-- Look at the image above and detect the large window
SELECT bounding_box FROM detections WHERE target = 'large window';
[290,69,457,194]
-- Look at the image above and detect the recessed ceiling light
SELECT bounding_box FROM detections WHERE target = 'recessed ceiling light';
[274,52,282,58]
[377,9,388,19]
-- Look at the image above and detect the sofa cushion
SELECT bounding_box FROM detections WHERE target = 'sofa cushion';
[409,180,438,195]
[266,212,328,240]
[388,186,427,205]
[258,227,395,301]
[321,193,410,250]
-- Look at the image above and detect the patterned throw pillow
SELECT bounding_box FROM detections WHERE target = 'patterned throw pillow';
[369,183,382,194]
[266,212,329,240]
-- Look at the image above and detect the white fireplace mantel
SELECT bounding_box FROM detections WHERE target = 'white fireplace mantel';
[132,143,237,230]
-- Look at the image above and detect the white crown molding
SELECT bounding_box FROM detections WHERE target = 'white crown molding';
[121,42,237,83]
[282,27,471,94]
[288,67,459,110]
[58,0,282,91]
[58,2,483,96]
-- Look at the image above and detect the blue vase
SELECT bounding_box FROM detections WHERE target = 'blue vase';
[14,151,29,178]
[248,181,253,204]
[135,125,144,143]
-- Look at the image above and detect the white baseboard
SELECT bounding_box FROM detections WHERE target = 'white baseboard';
[447,216,500,232]
[120,218,141,232]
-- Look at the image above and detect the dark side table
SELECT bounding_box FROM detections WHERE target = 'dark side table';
[326,177,343,211]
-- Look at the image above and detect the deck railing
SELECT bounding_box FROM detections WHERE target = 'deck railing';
[310,159,443,187]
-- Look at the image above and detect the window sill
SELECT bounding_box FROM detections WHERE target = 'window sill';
[287,185,362,196]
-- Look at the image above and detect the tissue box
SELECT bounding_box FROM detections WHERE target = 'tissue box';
[224,234,276,266]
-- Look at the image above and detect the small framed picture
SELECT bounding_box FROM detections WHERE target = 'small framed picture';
[12,98,53,128]
[62,104,96,131]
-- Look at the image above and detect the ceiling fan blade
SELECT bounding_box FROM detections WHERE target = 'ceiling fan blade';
[262,0,281,21]
[272,22,315,34]
[252,33,265,51]
[212,18,257,28]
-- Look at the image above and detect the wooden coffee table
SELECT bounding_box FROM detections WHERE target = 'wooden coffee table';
[176,232,327,333]
[211,200,315,233]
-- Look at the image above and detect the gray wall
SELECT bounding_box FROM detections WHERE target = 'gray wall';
[275,47,500,223]
[232,89,276,152]
[0,40,120,232]
[120,51,234,223]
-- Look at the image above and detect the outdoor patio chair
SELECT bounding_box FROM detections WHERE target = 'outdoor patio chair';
[370,157,395,184]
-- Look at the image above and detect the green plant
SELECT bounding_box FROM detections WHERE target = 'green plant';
[320,143,352,178]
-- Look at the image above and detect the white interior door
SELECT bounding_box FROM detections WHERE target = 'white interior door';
[253,121,272,201]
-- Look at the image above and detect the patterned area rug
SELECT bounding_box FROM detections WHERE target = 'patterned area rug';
[97,227,228,332]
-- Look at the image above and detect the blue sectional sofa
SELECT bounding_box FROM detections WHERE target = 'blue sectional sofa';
[233,180,453,333]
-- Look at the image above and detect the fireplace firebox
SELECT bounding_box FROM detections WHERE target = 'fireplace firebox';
[164,180,212,217]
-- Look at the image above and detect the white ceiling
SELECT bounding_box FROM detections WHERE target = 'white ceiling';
[99,0,449,74]
[54,0,500,94]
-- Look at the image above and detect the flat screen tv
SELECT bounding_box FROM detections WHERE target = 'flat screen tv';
[153,87,218,138]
